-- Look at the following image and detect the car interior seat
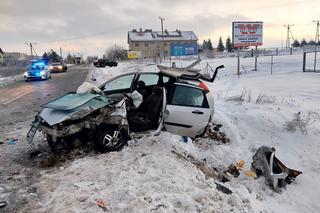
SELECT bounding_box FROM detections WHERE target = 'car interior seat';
[128,86,163,131]
[136,80,147,100]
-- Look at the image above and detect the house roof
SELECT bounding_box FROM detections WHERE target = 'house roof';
[128,29,198,42]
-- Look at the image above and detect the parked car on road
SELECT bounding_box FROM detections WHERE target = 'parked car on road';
[93,59,118,68]
[27,61,224,153]
[24,61,51,81]
[49,62,67,72]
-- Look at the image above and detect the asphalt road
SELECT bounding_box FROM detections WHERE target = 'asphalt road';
[0,65,89,212]
[0,65,89,134]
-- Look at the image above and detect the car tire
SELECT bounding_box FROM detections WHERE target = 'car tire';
[46,135,65,154]
[94,124,129,153]
[25,78,29,82]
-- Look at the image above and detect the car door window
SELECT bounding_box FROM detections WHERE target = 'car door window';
[103,74,135,92]
[162,76,169,83]
[170,85,208,108]
[138,74,159,86]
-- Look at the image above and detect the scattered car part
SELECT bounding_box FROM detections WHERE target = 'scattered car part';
[251,146,302,192]
[226,163,240,178]
[215,182,233,195]
[0,201,6,208]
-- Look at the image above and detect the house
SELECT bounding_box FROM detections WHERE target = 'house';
[0,51,29,66]
[128,28,198,58]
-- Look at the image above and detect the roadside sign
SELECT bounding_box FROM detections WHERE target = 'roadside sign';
[127,51,141,59]
[170,43,198,59]
[232,22,263,47]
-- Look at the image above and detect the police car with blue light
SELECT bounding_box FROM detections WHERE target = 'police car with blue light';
[24,60,51,81]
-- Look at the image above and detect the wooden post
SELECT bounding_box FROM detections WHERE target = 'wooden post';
[237,48,240,78]
[314,47,317,72]
[253,46,258,71]
[271,55,273,75]
[302,51,306,72]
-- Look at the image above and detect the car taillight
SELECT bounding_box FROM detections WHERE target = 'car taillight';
[199,81,209,92]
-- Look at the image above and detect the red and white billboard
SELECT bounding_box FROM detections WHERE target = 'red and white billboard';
[232,22,263,47]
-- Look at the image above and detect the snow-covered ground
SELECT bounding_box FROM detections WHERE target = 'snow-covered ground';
[0,74,23,86]
[21,53,320,212]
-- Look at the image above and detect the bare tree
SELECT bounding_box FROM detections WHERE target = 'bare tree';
[104,44,127,60]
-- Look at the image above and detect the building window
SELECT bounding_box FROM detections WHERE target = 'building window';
[144,42,148,47]
[135,42,139,47]
[164,42,167,46]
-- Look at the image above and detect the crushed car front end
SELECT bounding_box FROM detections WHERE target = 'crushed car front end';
[27,92,130,153]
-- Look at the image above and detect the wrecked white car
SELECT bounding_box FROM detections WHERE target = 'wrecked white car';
[27,62,224,153]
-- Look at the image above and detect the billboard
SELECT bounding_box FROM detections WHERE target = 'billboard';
[127,51,142,59]
[232,22,263,47]
[170,43,198,59]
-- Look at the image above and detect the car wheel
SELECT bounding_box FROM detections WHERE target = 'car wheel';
[94,124,129,153]
[25,78,29,82]
[46,135,65,154]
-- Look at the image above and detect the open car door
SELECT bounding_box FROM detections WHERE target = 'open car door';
[164,83,211,138]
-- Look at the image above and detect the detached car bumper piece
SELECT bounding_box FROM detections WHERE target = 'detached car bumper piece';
[251,146,302,192]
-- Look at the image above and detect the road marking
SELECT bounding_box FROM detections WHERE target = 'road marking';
[2,90,31,105]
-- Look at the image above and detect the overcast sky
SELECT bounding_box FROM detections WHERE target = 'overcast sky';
[0,0,319,57]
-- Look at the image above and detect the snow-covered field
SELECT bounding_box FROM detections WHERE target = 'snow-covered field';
[22,53,320,212]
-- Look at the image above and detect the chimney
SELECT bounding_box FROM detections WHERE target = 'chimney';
[164,29,169,35]
[138,28,144,36]
[132,29,137,32]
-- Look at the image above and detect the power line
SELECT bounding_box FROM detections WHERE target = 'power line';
[159,16,165,60]
[313,20,320,43]
[25,42,37,57]
[283,24,294,48]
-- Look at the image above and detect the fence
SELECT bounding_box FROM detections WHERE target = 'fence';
[303,50,320,72]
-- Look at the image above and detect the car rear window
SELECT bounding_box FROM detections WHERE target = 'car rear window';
[170,85,208,108]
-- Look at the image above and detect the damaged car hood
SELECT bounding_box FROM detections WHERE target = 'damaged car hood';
[39,93,111,126]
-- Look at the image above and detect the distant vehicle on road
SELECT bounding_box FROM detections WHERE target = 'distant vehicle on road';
[74,57,82,64]
[49,62,67,73]
[24,60,51,81]
[93,59,118,68]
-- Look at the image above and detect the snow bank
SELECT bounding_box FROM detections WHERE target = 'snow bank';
[32,134,254,212]
[0,74,23,86]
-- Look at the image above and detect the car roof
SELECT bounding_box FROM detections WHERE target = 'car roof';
[157,65,201,78]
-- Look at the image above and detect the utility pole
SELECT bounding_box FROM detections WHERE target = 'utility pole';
[25,42,37,58]
[159,16,165,61]
[283,24,294,49]
[313,20,320,43]
[60,47,63,61]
